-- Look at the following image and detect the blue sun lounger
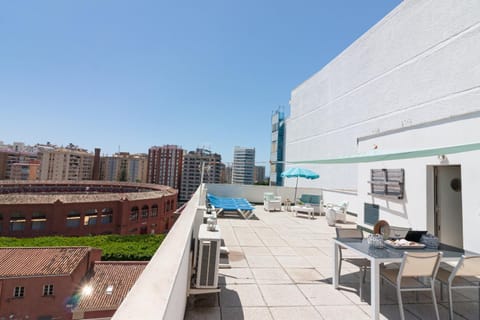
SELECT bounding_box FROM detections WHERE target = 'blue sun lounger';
[207,193,255,219]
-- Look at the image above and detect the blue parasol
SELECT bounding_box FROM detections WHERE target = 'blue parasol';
[281,167,320,202]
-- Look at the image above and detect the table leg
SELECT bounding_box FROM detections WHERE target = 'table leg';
[371,260,380,320]
[333,242,339,289]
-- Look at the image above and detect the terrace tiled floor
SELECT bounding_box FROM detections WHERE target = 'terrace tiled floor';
[185,207,479,319]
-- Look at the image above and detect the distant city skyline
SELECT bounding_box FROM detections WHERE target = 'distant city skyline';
[0,1,402,164]
[0,138,245,164]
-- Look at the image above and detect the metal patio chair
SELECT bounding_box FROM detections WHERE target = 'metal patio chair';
[380,251,442,320]
[436,255,480,319]
[336,227,370,300]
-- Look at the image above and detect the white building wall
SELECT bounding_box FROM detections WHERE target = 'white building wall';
[287,0,480,251]
[287,0,480,190]
[357,116,480,252]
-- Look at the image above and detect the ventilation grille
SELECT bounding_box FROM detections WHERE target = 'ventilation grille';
[196,239,220,288]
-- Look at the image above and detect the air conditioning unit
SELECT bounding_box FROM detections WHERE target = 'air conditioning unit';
[195,224,221,289]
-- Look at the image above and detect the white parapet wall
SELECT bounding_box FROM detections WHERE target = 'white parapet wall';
[112,186,203,320]
[205,183,313,204]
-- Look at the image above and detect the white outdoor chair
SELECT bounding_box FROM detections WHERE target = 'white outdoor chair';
[381,251,442,320]
[329,201,348,223]
[436,255,480,319]
[263,192,281,212]
[336,228,370,300]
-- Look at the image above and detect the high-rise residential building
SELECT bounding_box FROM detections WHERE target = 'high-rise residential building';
[270,108,286,186]
[0,150,39,180]
[232,146,255,185]
[147,145,184,190]
[0,141,41,153]
[100,152,148,183]
[221,164,232,184]
[92,147,101,180]
[10,161,40,180]
[254,166,266,184]
[180,149,222,203]
[38,147,95,181]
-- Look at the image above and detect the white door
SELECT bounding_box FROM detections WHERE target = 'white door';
[434,166,463,248]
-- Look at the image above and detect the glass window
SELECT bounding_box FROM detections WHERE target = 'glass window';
[84,215,97,226]
[66,211,81,228]
[101,208,113,224]
[101,213,113,224]
[10,215,26,232]
[141,205,149,219]
[43,284,54,296]
[84,209,98,226]
[130,207,139,221]
[150,204,158,217]
[14,286,25,298]
[32,213,47,231]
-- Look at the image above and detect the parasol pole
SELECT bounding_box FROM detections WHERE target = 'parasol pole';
[294,176,299,203]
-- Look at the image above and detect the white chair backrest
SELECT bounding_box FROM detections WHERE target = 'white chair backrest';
[336,228,363,239]
[400,252,442,278]
[453,255,480,277]
[264,192,274,200]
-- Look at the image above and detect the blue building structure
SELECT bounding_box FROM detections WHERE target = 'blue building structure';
[270,108,285,186]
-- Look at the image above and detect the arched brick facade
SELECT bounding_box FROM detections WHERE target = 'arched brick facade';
[0,181,178,237]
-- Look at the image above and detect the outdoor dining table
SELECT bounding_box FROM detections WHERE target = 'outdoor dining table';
[333,238,473,320]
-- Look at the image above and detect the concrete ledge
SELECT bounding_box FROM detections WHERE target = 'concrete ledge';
[112,187,202,320]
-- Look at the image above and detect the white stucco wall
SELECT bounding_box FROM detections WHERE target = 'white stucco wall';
[357,116,480,252]
[286,0,480,190]
[287,0,480,250]
[205,183,322,204]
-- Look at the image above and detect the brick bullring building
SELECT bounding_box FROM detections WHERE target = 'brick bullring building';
[0,181,178,237]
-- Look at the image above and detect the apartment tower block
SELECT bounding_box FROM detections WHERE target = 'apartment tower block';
[38,148,94,181]
[101,152,148,183]
[180,149,222,203]
[232,146,255,185]
[147,145,184,190]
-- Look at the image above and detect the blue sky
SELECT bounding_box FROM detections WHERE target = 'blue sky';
[0,0,401,165]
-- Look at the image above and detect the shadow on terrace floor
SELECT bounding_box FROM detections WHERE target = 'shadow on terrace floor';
[185,206,479,320]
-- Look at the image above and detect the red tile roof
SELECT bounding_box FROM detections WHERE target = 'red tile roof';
[74,261,147,312]
[0,247,93,278]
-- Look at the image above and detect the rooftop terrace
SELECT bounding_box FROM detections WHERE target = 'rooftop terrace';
[113,185,479,320]
[185,207,479,320]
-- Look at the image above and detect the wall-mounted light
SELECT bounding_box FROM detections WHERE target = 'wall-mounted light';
[438,154,447,162]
